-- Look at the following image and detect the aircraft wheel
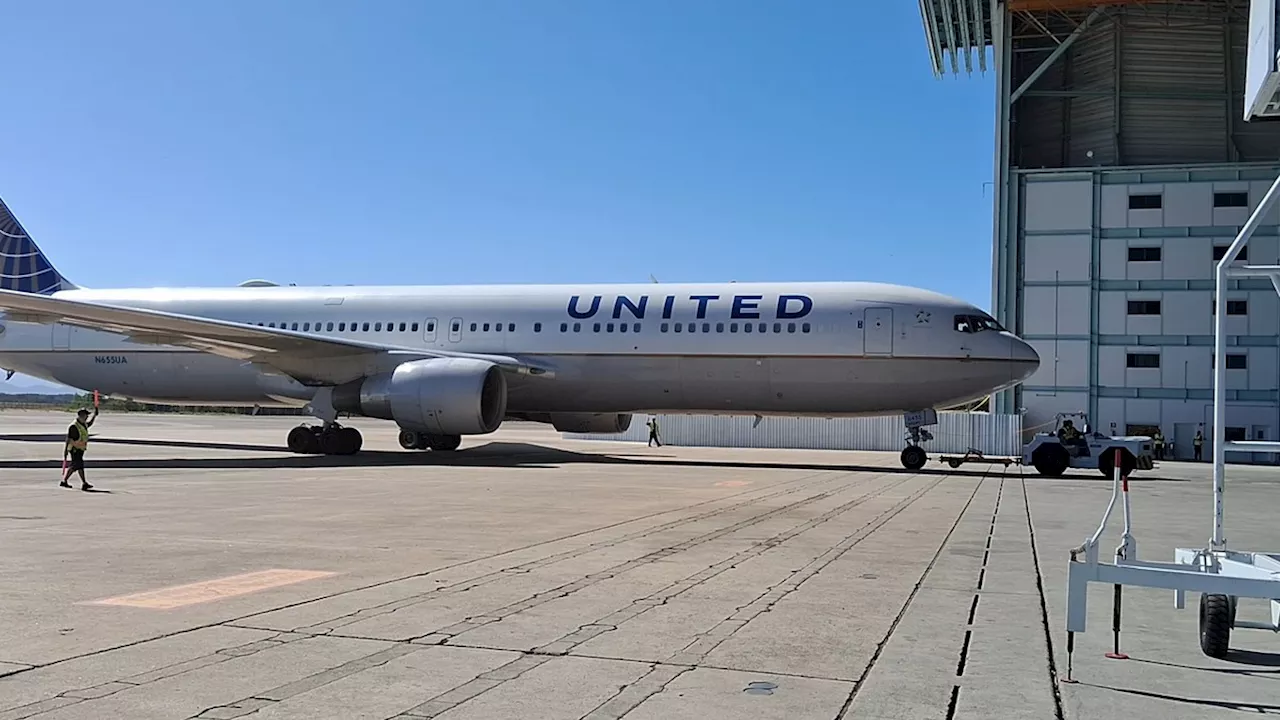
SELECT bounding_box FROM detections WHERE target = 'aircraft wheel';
[319,429,345,456]
[398,429,422,450]
[427,434,462,452]
[339,427,363,455]
[900,446,927,471]
[288,426,321,454]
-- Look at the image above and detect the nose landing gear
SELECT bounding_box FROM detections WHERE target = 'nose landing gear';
[900,409,938,471]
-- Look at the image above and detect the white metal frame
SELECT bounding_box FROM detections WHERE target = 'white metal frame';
[1062,174,1280,668]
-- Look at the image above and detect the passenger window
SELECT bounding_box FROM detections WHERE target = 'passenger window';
[411,322,419,332]
[303,322,311,331]
[787,322,796,333]
[534,322,542,332]
[773,323,782,333]
[716,322,724,333]
[606,323,615,332]
[470,323,477,332]
[633,323,640,333]
[452,322,461,332]
[338,322,345,331]
[593,323,601,332]
[268,322,276,328]
[802,322,810,333]
[560,322,568,332]
[375,322,382,331]
[756,323,765,333]
[573,322,581,332]
[660,323,669,332]
[291,323,299,330]
[730,323,738,333]
[674,323,683,333]
[362,323,370,332]
[619,323,628,333]
[508,323,515,332]
[744,323,752,333]
[481,323,489,332]
[397,322,405,332]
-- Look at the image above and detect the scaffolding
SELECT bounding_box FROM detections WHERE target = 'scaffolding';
[1061,174,1280,672]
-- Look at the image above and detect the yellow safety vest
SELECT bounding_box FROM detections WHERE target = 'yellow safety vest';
[68,421,89,452]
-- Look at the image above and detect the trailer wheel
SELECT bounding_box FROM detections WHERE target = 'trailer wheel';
[1199,593,1232,658]
[1099,447,1137,478]
[1032,444,1069,477]
[948,459,962,468]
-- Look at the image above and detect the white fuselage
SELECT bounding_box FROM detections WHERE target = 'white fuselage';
[0,281,1038,417]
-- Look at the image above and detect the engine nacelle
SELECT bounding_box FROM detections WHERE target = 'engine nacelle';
[332,358,507,435]
[546,412,633,434]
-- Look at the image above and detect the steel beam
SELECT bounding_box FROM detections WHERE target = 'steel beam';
[1010,7,1107,105]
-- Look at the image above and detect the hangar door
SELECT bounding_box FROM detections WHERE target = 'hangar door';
[863,308,893,355]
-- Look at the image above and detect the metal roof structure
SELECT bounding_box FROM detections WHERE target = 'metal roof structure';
[919,0,1173,77]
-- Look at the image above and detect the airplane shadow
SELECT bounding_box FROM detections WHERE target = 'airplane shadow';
[0,433,1201,482]
[0,435,997,476]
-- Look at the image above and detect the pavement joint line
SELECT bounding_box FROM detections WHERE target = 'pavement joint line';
[0,469,872,717]
[238,473,913,720]
[0,466,850,682]
[661,473,946,669]
[833,465,998,719]
[399,473,884,645]
[1022,472,1069,720]
[287,469,868,636]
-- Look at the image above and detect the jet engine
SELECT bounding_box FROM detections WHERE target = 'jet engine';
[545,412,634,434]
[332,358,507,436]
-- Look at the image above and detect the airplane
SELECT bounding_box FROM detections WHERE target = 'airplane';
[0,196,1039,470]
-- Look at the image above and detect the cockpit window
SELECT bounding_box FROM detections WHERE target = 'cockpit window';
[954,314,1004,333]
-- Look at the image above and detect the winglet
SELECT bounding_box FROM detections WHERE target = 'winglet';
[0,196,77,294]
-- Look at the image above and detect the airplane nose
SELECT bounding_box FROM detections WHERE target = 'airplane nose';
[1009,334,1040,382]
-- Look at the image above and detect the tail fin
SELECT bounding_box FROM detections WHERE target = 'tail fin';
[0,196,76,294]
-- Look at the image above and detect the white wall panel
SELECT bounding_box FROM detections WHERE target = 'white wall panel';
[1099,292,1127,335]
[565,412,1025,457]
[1248,291,1278,336]
[1163,182,1212,227]
[1028,339,1090,388]
[1099,185,1128,229]
[1163,292,1211,335]
[1024,181,1093,232]
[1023,234,1092,283]
[1098,346,1127,387]
[1023,287,1058,335]
[1250,180,1280,224]
[1099,241,1126,280]
[1247,347,1278,390]
[1163,237,1212,280]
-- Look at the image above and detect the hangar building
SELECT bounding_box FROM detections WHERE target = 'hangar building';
[920,0,1280,462]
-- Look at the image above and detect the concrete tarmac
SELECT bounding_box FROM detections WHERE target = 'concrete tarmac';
[1,410,1277,719]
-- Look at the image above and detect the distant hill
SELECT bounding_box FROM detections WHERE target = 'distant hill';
[1,372,75,395]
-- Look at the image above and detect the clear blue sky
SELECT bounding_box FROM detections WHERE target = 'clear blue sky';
[3,1,993,306]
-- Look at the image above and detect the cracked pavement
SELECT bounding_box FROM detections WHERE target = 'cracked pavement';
[2,412,1279,719]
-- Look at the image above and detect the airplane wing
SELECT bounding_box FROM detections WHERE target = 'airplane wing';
[0,288,551,385]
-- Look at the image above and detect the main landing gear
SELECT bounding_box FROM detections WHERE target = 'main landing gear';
[899,409,938,471]
[398,429,462,452]
[287,422,363,456]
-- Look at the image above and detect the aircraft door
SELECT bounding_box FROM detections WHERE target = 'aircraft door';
[424,318,438,344]
[448,317,463,343]
[863,307,893,355]
[52,324,71,351]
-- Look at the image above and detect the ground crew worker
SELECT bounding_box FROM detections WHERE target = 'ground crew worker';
[1194,429,1204,461]
[1153,429,1165,460]
[647,416,662,447]
[62,407,98,491]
